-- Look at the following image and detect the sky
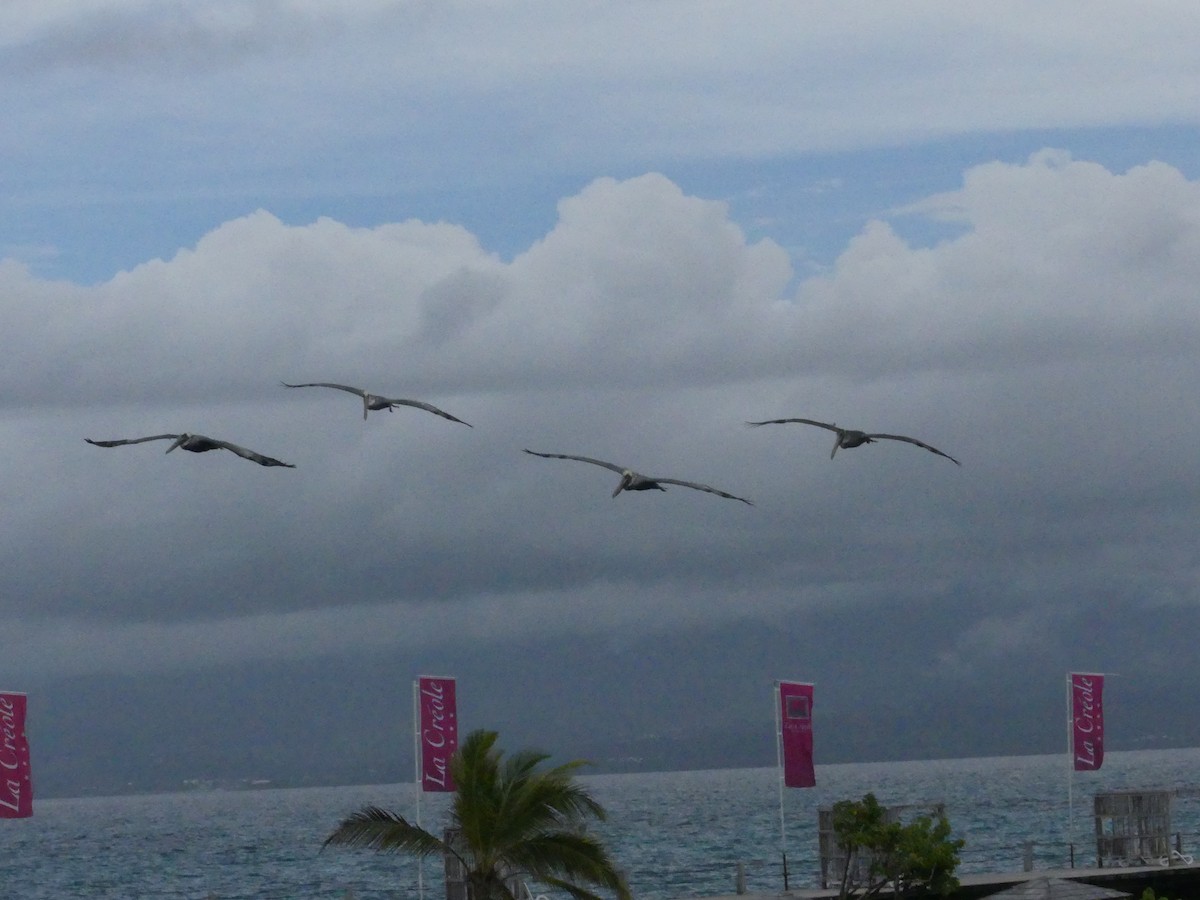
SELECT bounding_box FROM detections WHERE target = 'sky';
[3,1,1200,794]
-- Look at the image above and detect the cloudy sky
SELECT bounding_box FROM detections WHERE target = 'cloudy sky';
[3,1,1200,792]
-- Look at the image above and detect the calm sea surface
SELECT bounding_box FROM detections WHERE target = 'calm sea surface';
[3,749,1200,899]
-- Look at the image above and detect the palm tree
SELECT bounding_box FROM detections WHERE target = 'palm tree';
[324,729,632,900]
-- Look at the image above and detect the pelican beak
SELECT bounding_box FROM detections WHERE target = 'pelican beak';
[830,434,840,459]
[612,472,632,498]
[166,435,188,454]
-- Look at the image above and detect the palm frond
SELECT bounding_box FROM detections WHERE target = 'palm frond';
[452,730,504,864]
[537,762,608,822]
[493,764,608,847]
[503,748,554,784]
[506,830,628,896]
[541,870,632,900]
[324,806,445,857]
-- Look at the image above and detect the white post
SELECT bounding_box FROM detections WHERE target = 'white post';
[414,680,425,900]
[774,681,788,889]
[1066,673,1074,865]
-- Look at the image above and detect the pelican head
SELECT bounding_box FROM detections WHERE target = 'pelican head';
[166,434,191,454]
[364,394,393,418]
[612,470,635,498]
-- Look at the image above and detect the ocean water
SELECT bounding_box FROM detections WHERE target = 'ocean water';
[2,749,1200,899]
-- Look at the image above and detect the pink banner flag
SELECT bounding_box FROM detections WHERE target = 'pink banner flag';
[417,676,458,792]
[1071,673,1104,771]
[778,681,815,788]
[0,692,33,818]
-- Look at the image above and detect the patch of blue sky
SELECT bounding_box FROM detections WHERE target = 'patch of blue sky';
[663,123,1200,277]
[5,122,1200,287]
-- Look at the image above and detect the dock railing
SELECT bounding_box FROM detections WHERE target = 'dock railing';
[634,832,1200,898]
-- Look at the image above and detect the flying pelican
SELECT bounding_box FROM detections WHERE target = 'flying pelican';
[747,418,960,465]
[85,434,296,468]
[523,450,753,504]
[281,382,471,426]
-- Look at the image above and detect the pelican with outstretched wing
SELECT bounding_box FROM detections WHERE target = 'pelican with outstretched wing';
[85,433,296,468]
[747,418,960,465]
[281,382,471,426]
[523,450,752,504]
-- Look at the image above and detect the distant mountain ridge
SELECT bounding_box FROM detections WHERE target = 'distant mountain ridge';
[35,694,1200,798]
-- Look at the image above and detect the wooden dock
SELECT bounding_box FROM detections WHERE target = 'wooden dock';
[684,861,1200,900]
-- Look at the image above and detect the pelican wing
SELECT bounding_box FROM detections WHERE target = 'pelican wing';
[281,382,367,398]
[652,477,753,505]
[386,397,472,427]
[866,433,960,465]
[746,418,838,433]
[85,435,181,448]
[522,450,625,474]
[208,439,296,468]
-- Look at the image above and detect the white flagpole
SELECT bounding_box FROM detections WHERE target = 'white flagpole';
[774,681,789,890]
[1066,673,1074,865]
[1067,671,1112,867]
[414,680,425,900]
